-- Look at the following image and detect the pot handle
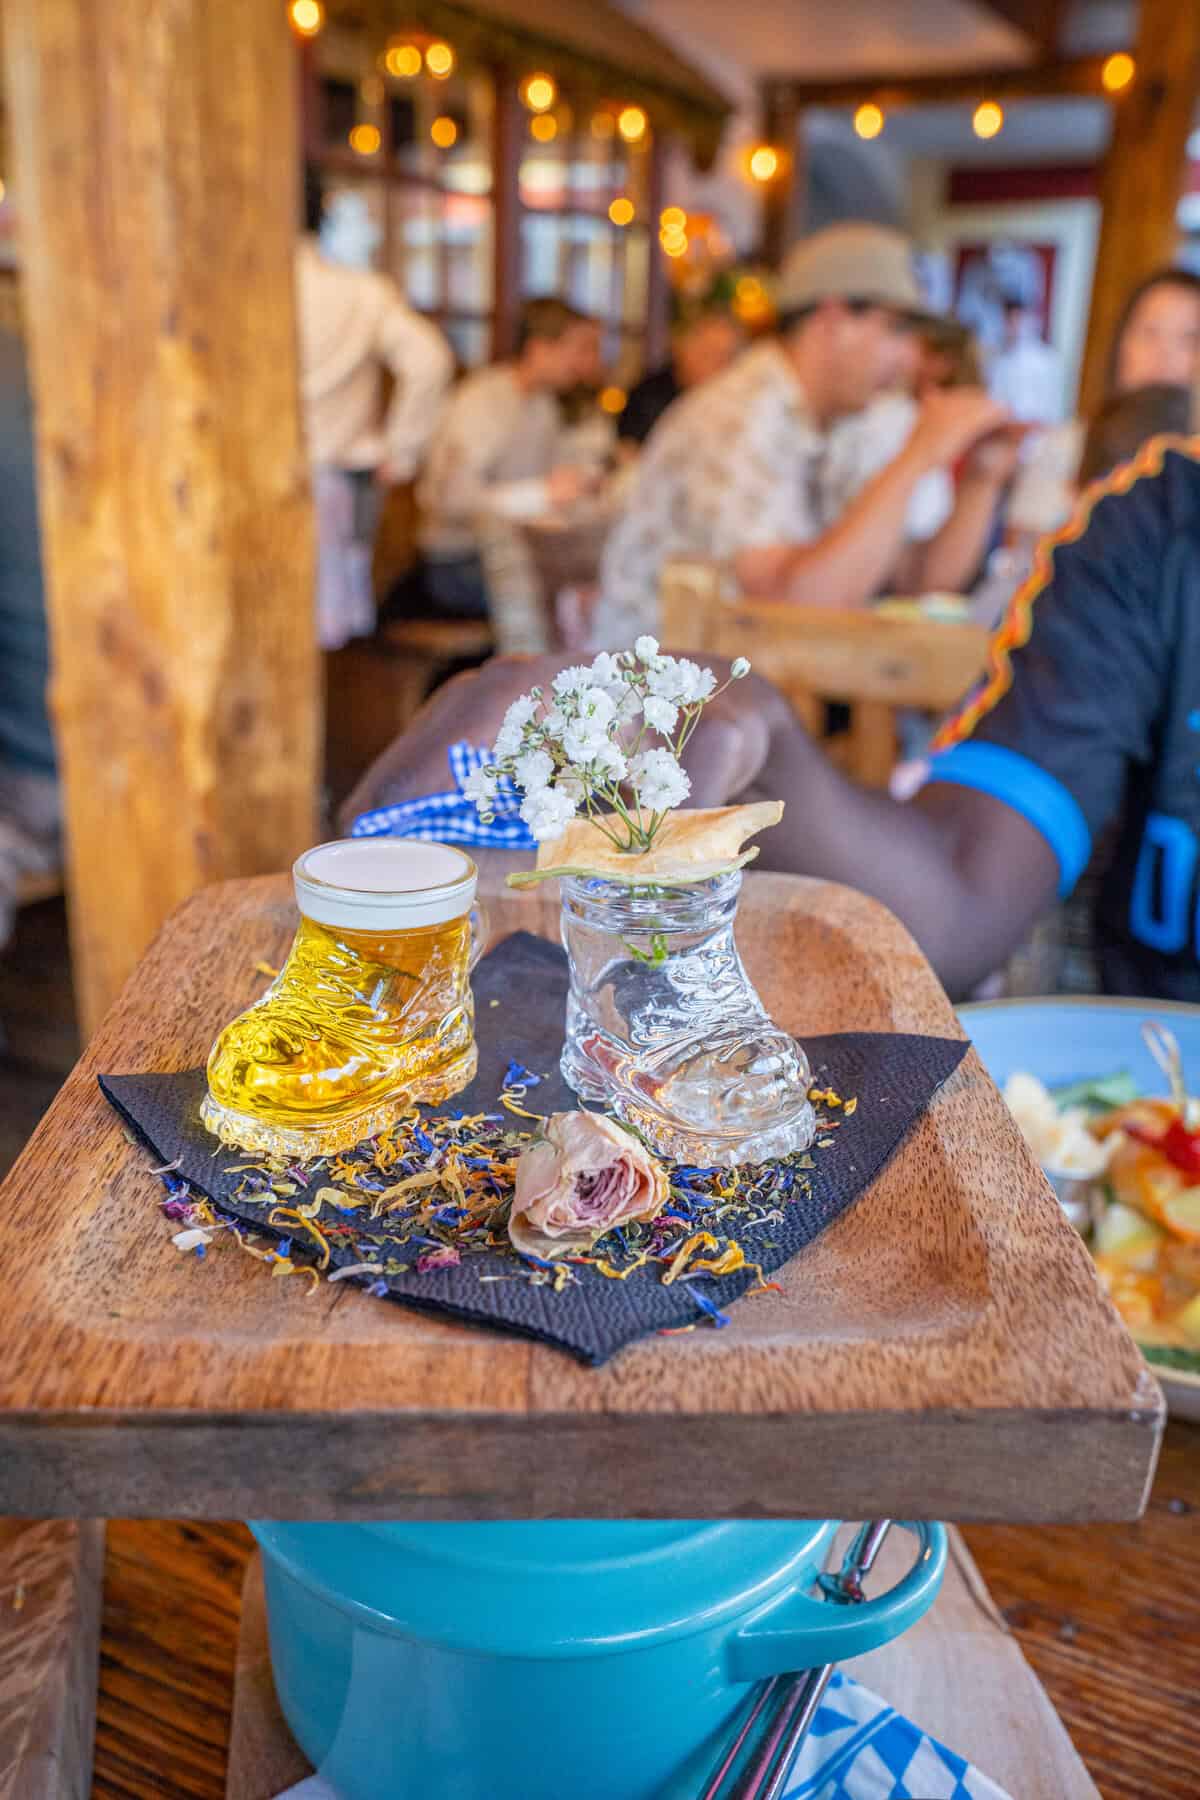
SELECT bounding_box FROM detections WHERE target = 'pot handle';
[726,1522,946,1683]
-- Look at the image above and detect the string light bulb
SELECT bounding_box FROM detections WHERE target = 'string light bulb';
[854,103,884,140]
[660,206,687,230]
[426,42,454,78]
[431,115,458,149]
[972,101,1004,139]
[609,197,635,226]
[385,43,422,77]
[522,73,557,112]
[348,123,381,156]
[748,144,780,182]
[599,386,627,415]
[530,113,558,143]
[618,106,648,143]
[288,0,324,35]
[1102,51,1135,93]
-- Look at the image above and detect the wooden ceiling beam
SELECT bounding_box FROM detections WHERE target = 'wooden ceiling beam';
[764,53,1109,113]
[973,0,1067,59]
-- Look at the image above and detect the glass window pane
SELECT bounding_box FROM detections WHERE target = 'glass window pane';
[390,185,440,311]
[441,74,494,196]
[445,196,493,312]
[563,216,613,316]
[321,175,387,272]
[574,122,623,213]
[522,213,563,296]
[444,319,491,368]
[520,119,570,211]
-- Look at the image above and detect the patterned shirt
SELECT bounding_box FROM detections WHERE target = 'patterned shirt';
[591,344,949,647]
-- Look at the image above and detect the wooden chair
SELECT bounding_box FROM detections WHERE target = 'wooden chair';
[660,559,990,787]
[324,617,495,811]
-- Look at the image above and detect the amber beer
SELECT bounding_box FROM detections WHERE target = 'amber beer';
[202,840,482,1160]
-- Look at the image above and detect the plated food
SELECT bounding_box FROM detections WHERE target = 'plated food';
[1003,1024,1200,1376]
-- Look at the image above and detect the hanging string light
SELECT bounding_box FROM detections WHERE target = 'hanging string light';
[385,43,423,77]
[972,101,1004,139]
[349,123,381,156]
[288,0,324,36]
[660,206,687,230]
[854,103,884,140]
[431,116,458,148]
[747,144,780,182]
[609,197,635,226]
[599,386,627,416]
[426,42,455,77]
[530,114,558,143]
[618,106,648,143]
[1102,51,1135,93]
[522,73,558,113]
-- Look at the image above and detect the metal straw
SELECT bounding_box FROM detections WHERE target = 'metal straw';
[703,1521,895,1800]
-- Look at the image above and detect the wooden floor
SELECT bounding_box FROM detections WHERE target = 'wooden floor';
[2,900,1198,1799]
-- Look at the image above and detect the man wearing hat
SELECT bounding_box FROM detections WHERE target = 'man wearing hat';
[591,223,1014,646]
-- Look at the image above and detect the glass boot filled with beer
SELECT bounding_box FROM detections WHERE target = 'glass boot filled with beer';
[201,840,484,1161]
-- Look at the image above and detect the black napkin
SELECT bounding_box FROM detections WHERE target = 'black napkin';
[100,932,967,1366]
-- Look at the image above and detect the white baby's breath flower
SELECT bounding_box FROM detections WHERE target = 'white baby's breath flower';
[493,693,539,760]
[520,784,578,842]
[644,656,704,704]
[561,718,611,764]
[514,747,555,794]
[462,765,497,812]
[630,746,691,812]
[586,740,628,782]
[588,651,624,688]
[731,656,751,679]
[634,635,661,665]
[552,665,594,698]
[642,694,678,736]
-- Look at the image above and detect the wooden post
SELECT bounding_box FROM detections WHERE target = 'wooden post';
[1078,0,1200,417]
[491,66,522,360]
[4,0,319,1036]
[760,81,804,270]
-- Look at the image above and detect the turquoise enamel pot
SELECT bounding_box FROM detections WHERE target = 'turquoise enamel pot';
[249,1519,946,1800]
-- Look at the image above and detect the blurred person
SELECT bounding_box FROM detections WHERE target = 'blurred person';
[1008,267,1200,542]
[617,304,744,450]
[915,318,984,398]
[988,294,1065,426]
[558,317,620,475]
[411,298,600,622]
[1076,383,1194,488]
[592,223,1012,646]
[0,322,59,949]
[297,166,454,649]
[344,437,1200,1003]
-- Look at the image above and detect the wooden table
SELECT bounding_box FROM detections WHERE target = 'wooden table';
[0,871,1163,1521]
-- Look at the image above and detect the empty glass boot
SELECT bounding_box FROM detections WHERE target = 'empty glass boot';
[559,871,815,1167]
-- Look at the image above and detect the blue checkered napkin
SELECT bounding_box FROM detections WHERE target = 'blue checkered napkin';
[350,742,536,850]
[783,1672,1010,1800]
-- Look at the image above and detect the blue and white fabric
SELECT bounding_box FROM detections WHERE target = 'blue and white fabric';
[351,741,535,851]
[275,1672,1009,1800]
[781,1671,1009,1799]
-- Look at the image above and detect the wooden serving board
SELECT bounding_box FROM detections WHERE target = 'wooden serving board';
[0,873,1163,1521]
